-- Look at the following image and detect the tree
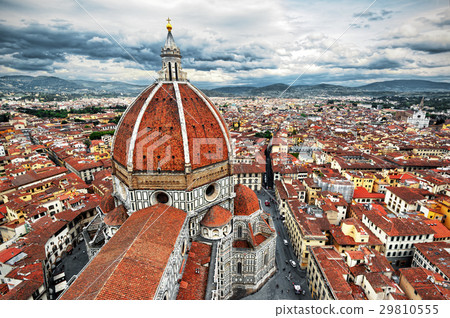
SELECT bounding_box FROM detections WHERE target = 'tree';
[84,139,91,148]
[0,112,10,122]
[89,130,115,140]
[109,116,121,124]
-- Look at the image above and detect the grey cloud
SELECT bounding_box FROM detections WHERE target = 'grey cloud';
[316,56,403,70]
[407,42,450,54]
[0,20,277,74]
[353,9,394,22]
[181,41,275,71]
[0,21,162,72]
[366,57,402,69]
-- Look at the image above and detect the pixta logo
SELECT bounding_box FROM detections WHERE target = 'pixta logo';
[128,131,226,170]
[128,130,172,171]
[192,138,225,165]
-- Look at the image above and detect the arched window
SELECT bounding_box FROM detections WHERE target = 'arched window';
[237,262,242,275]
[237,225,242,238]
[168,62,172,81]
[264,252,268,266]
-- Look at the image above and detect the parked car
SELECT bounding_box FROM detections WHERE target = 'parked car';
[289,260,296,267]
[283,239,288,246]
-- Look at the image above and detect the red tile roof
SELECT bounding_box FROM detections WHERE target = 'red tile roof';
[0,280,42,300]
[99,190,115,214]
[310,246,354,300]
[330,218,382,247]
[1,263,44,300]
[363,209,434,237]
[103,205,128,227]
[423,219,450,239]
[113,83,229,172]
[233,162,265,174]
[386,186,433,204]
[0,247,23,263]
[234,184,259,216]
[176,241,212,300]
[353,187,385,199]
[60,203,186,300]
[399,267,450,300]
[414,241,450,279]
[200,205,232,228]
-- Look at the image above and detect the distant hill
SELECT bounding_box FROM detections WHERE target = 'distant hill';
[0,75,448,97]
[0,75,147,95]
[204,80,450,97]
[357,80,450,92]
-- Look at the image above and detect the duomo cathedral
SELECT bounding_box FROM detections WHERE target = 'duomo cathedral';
[60,21,277,300]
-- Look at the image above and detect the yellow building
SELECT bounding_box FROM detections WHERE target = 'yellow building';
[285,200,328,268]
[307,246,353,300]
[437,199,450,230]
[344,172,375,192]
[303,178,321,205]
[329,218,383,253]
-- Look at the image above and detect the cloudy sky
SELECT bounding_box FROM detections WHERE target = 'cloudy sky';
[0,0,449,88]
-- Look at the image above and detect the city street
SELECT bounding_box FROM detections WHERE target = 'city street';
[243,189,312,300]
[50,241,89,299]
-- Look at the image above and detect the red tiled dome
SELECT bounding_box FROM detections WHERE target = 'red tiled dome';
[112,82,231,173]
[234,184,260,216]
[104,205,128,227]
[100,190,115,214]
[200,205,232,228]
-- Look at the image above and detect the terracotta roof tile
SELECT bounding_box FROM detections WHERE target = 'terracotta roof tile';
[234,184,259,216]
[104,205,128,227]
[200,205,232,228]
[176,241,212,300]
[113,83,229,172]
[60,203,186,300]
[99,190,115,214]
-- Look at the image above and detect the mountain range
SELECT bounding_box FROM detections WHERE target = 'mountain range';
[0,75,146,96]
[1,75,449,97]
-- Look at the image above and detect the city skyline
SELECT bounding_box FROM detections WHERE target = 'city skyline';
[0,0,449,88]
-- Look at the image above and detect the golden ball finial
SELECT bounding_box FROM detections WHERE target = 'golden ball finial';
[166,17,172,31]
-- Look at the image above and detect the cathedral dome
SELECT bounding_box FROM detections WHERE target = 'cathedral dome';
[234,184,260,216]
[99,190,115,214]
[112,82,230,173]
[104,205,128,227]
[200,205,232,228]
[111,22,231,177]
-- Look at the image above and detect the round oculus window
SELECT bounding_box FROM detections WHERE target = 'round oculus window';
[152,191,171,205]
[205,183,220,202]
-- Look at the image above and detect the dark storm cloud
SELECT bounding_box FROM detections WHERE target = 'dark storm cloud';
[181,42,276,71]
[0,22,162,71]
[366,57,402,69]
[316,57,403,70]
[0,20,277,74]
[389,40,450,54]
